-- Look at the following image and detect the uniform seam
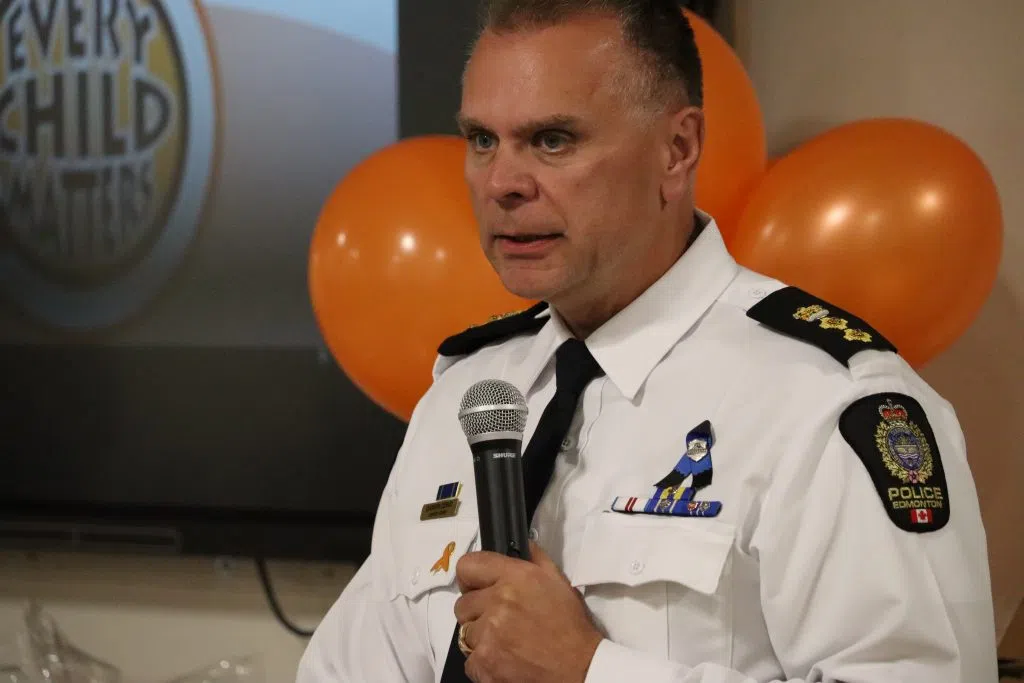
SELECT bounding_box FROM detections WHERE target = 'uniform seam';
[550,375,608,522]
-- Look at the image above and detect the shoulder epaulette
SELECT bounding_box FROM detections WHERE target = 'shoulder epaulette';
[437,301,550,357]
[746,286,896,367]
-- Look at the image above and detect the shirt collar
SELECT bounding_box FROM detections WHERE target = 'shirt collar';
[512,212,740,401]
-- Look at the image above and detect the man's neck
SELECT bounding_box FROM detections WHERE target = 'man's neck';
[555,213,700,339]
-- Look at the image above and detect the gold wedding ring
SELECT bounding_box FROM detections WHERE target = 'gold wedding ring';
[458,622,473,656]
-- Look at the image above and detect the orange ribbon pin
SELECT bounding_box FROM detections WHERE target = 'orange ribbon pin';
[431,541,457,574]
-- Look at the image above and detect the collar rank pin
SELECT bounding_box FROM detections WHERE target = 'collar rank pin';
[420,481,462,521]
[612,420,723,518]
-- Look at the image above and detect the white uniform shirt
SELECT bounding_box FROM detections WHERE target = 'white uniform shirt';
[297,217,998,682]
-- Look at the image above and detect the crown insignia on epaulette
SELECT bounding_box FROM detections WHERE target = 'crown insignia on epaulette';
[845,328,872,342]
[437,301,550,357]
[794,304,829,322]
[469,308,527,329]
[793,304,872,343]
[747,286,895,367]
[487,309,525,323]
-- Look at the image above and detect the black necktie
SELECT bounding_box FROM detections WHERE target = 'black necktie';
[440,338,605,682]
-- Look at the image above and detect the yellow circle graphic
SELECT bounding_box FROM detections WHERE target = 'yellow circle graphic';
[0,0,217,328]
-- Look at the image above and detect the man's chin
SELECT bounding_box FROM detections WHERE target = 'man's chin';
[496,270,561,303]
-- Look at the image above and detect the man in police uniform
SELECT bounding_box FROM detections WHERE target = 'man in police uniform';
[297,1,999,681]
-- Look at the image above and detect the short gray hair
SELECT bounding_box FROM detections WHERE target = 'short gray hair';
[476,0,703,111]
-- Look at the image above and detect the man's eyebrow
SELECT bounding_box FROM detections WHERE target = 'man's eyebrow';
[454,114,583,137]
[455,113,483,132]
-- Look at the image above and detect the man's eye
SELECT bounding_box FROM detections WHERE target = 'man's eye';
[468,132,496,151]
[536,131,571,152]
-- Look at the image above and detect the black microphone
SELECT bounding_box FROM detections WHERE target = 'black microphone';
[457,379,532,560]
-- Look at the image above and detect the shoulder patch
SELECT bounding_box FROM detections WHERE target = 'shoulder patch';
[839,393,949,533]
[437,301,549,357]
[746,286,895,366]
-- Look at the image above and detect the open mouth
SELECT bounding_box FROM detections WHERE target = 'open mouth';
[493,233,561,256]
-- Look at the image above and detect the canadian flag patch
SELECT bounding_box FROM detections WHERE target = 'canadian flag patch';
[911,508,933,524]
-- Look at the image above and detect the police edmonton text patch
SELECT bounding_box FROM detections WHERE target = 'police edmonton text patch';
[839,393,949,533]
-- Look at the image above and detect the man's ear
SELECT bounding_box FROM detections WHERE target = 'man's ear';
[661,106,704,204]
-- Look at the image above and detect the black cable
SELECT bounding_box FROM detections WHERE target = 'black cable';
[255,556,316,638]
[1000,657,1024,679]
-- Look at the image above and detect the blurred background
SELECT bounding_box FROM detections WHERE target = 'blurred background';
[0,0,1020,681]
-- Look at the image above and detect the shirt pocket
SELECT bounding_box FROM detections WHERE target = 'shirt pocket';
[570,511,736,666]
[385,514,480,668]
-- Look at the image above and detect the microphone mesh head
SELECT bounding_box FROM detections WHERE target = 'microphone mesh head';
[458,379,528,440]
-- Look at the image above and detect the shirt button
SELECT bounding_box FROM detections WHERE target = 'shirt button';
[751,288,767,299]
[630,559,644,575]
[529,527,540,541]
[560,435,575,452]
[411,569,420,585]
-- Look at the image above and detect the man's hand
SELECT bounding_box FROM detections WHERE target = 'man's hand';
[453,541,603,683]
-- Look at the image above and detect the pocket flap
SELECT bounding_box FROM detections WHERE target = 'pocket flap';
[389,519,479,601]
[571,512,735,595]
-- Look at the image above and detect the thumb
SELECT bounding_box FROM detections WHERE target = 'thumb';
[528,540,566,579]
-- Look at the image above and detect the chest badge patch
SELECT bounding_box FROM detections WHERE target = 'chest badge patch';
[420,482,463,521]
[611,420,722,518]
[839,393,949,532]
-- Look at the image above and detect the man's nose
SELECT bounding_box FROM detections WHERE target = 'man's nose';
[484,149,538,208]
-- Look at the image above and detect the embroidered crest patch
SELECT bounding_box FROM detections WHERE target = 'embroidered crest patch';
[839,393,949,533]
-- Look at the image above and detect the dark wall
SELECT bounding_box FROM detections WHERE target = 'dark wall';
[398,0,723,138]
[399,0,482,137]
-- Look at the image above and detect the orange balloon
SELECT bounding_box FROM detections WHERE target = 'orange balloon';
[684,9,767,238]
[729,118,1003,368]
[309,135,531,421]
